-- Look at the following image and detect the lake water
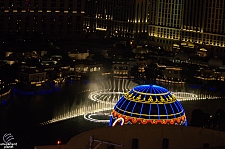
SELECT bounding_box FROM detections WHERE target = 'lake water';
[0,79,225,149]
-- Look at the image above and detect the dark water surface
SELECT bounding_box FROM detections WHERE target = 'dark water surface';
[0,80,225,149]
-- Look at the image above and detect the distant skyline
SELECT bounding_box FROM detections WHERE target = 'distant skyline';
[0,0,225,58]
[0,0,85,39]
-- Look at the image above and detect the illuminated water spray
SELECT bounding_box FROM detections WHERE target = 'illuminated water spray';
[39,79,225,126]
[39,79,138,125]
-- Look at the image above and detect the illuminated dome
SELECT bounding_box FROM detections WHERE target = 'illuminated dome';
[109,85,187,126]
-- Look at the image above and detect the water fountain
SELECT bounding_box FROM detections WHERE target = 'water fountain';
[39,79,138,125]
[39,79,225,126]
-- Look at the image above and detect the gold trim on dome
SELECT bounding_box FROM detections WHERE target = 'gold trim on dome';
[124,92,177,104]
[133,89,170,96]
[115,106,184,117]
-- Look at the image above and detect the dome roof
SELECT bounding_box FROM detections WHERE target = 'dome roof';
[109,85,187,126]
[208,57,223,68]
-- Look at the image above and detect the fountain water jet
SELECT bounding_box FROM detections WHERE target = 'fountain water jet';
[39,79,225,126]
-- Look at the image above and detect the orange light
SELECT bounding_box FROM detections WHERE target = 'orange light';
[57,141,61,145]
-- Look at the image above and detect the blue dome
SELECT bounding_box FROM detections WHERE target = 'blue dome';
[110,85,187,126]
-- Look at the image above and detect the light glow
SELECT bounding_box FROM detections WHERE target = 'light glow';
[112,117,124,127]
[39,80,225,126]
[96,28,107,31]
[110,85,188,126]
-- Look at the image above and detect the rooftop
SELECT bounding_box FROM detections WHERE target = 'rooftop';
[35,125,225,149]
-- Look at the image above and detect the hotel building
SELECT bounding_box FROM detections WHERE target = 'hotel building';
[84,0,149,40]
[148,0,225,58]
[0,0,85,40]
[1,0,225,58]
[84,0,225,58]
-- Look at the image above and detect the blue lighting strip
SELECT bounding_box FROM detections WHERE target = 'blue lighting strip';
[114,96,124,110]
[173,102,181,117]
[154,86,162,120]
[138,86,147,118]
[143,86,148,117]
[123,100,132,115]
[142,85,149,93]
[155,85,167,93]
[131,92,138,116]
[138,85,143,92]
[157,103,160,119]
[115,106,184,117]
[176,101,185,115]
[152,85,156,95]
[170,103,176,118]
[164,103,168,119]
[117,97,128,113]
[148,102,151,119]
[161,88,171,119]
[150,85,153,96]
[154,85,163,94]
[153,86,177,118]
[155,85,165,96]
[139,103,144,118]
[153,86,160,120]
[131,102,137,117]
[149,85,153,118]
[142,86,148,96]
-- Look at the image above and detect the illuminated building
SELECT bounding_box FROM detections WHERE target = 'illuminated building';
[148,0,225,54]
[0,0,85,40]
[17,67,46,86]
[84,0,225,57]
[155,63,186,83]
[109,84,187,126]
[74,60,103,74]
[112,60,131,79]
[163,66,184,83]
[84,0,149,39]
[68,51,89,60]
[1,0,224,57]
[194,58,225,83]
[150,0,225,56]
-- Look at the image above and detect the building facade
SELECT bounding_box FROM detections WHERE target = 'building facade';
[148,0,225,57]
[0,0,85,40]
[84,0,225,58]
[1,0,225,58]
[84,0,149,40]
[112,60,131,79]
